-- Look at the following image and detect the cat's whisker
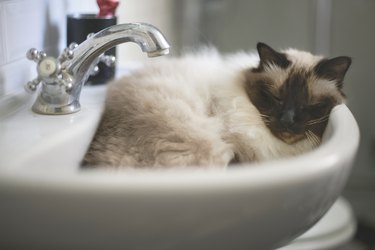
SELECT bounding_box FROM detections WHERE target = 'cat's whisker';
[314,116,329,123]
[307,120,325,126]
[305,130,320,147]
[305,131,313,145]
[308,116,329,123]
[305,131,312,143]
[306,116,329,126]
[305,132,316,147]
[310,131,319,146]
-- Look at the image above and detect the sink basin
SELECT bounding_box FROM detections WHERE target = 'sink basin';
[0,78,360,250]
[0,85,107,172]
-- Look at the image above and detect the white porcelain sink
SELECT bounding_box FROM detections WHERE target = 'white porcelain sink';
[0,85,107,172]
[0,80,360,250]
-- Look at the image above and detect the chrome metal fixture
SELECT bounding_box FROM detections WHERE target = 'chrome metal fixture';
[25,23,170,115]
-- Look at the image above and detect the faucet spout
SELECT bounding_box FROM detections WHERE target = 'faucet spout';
[65,23,170,88]
[26,23,170,115]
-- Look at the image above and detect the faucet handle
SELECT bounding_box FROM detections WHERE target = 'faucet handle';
[89,54,116,76]
[58,43,78,63]
[100,54,116,67]
[25,47,74,93]
[26,48,47,63]
[25,48,59,93]
[37,57,61,79]
[24,78,42,93]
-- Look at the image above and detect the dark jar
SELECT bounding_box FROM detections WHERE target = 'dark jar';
[67,14,117,85]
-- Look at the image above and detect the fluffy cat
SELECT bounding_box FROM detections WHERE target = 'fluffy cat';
[81,43,351,169]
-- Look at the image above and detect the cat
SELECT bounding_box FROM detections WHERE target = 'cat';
[81,43,351,169]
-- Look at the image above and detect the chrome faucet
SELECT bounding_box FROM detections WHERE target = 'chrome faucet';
[25,23,170,115]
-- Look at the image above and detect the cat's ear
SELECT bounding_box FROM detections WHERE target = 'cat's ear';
[256,42,290,69]
[314,56,352,88]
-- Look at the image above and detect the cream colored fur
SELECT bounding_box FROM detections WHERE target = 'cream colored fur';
[83,49,319,169]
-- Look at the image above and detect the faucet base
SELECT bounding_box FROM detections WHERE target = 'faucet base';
[32,100,81,115]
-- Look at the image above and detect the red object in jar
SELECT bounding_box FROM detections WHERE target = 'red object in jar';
[97,0,119,17]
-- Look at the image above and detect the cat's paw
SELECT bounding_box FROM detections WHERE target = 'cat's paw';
[153,140,233,169]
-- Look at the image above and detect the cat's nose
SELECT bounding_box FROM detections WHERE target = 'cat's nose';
[280,109,295,128]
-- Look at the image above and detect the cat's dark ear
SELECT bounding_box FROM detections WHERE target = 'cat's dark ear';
[314,56,352,88]
[256,42,290,69]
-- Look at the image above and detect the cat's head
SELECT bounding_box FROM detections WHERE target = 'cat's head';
[245,42,351,144]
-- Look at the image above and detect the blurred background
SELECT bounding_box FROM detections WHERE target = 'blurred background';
[0,0,374,249]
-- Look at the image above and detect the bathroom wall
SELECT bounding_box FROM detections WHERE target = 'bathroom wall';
[0,0,63,102]
[174,0,317,53]
[330,0,375,189]
[115,0,175,63]
[0,0,175,105]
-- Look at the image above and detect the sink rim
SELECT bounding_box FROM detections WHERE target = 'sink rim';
[0,104,360,192]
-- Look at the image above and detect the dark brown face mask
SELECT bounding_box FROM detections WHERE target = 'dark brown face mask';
[244,42,351,144]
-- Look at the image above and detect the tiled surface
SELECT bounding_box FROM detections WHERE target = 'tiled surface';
[0,0,66,99]
[0,58,34,96]
[45,0,67,56]
[0,0,45,99]
[2,0,46,62]
[0,0,161,98]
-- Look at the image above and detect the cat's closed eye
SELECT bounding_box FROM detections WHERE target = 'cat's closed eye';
[306,102,330,118]
[310,102,328,109]
[275,97,283,106]
[256,81,280,104]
